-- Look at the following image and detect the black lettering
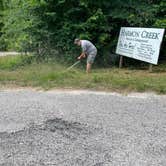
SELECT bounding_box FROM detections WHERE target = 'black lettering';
[121,29,140,37]
[141,31,160,39]
[141,31,148,38]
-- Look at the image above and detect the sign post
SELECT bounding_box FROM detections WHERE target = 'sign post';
[149,64,153,72]
[119,55,123,68]
[116,27,165,69]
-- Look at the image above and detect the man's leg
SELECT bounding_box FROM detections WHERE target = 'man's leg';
[86,63,92,73]
[86,53,96,73]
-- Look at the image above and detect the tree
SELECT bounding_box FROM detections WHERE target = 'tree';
[0,0,6,50]
[154,0,166,60]
[1,0,165,64]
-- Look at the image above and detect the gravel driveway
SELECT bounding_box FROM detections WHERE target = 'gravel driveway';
[0,89,166,166]
[0,52,20,57]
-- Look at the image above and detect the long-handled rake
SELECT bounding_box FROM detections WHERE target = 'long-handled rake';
[66,60,81,71]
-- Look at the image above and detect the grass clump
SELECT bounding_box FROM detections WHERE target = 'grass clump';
[0,54,34,70]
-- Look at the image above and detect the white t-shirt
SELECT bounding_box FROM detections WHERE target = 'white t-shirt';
[81,40,97,55]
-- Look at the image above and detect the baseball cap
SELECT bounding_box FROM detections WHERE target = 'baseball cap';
[74,38,80,44]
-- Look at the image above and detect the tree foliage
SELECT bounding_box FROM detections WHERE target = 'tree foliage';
[0,0,165,64]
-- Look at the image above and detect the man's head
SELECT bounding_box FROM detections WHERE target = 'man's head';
[74,38,81,46]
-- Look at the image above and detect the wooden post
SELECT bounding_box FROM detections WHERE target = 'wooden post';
[119,55,123,68]
[149,64,153,72]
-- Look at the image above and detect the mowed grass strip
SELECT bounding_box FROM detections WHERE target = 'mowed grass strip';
[0,55,166,93]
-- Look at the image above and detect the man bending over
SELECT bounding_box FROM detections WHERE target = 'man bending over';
[74,38,97,73]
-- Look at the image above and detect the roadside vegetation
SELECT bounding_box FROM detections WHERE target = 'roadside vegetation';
[0,0,165,64]
[0,55,166,94]
[0,1,165,94]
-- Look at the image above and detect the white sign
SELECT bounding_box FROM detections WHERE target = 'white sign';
[116,27,165,64]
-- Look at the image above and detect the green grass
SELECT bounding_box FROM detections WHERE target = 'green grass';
[0,54,34,70]
[0,55,166,94]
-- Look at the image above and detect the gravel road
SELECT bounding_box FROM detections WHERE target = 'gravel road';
[0,89,166,166]
[0,52,20,57]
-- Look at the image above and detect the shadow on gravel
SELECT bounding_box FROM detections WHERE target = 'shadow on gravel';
[0,118,94,140]
[0,118,101,166]
[44,118,84,132]
[43,118,93,140]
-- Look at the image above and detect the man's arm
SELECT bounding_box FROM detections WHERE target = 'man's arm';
[77,52,86,60]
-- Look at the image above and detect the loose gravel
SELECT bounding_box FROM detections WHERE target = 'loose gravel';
[0,89,166,166]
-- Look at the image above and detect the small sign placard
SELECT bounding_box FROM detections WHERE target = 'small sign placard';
[116,27,165,65]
